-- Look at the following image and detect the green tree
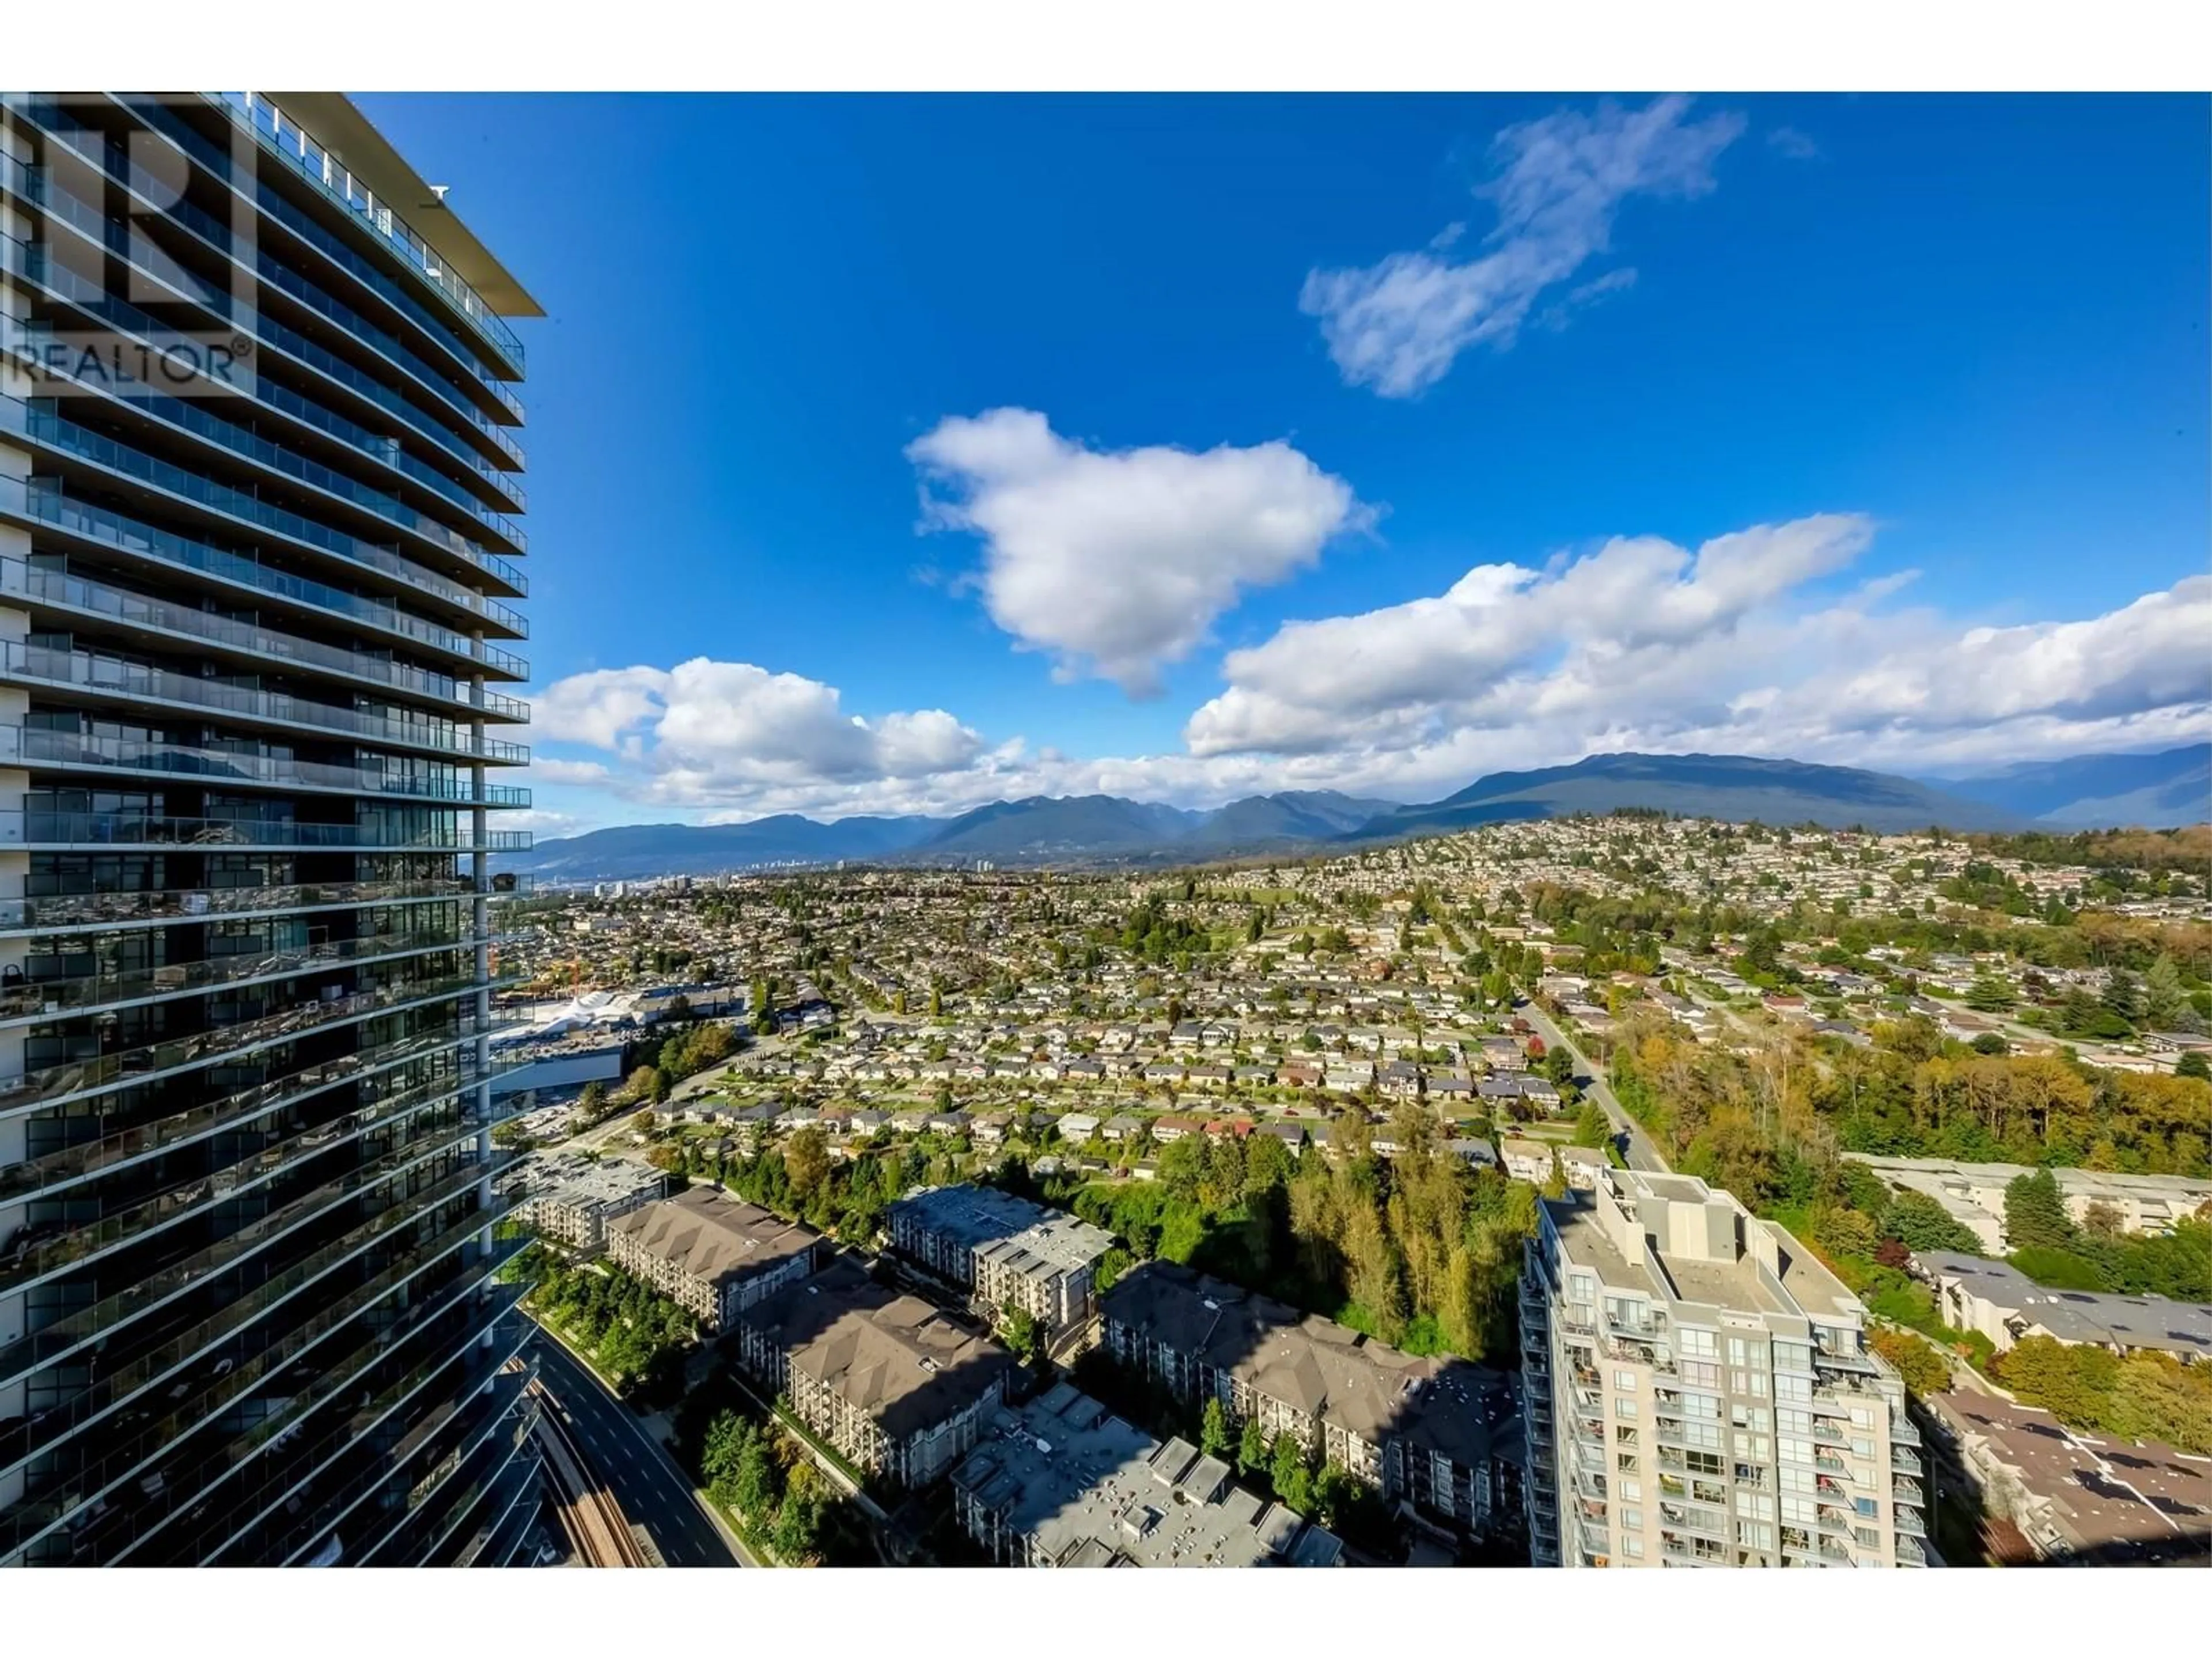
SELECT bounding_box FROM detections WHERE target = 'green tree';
[732,1431,781,1525]
[2005,1168,2075,1252]
[1880,1190,1984,1255]
[2179,1051,2211,1081]
[1869,1327,1950,1395]
[1001,1303,1043,1366]
[1813,1206,1877,1261]
[785,1127,831,1199]
[1237,1416,1269,1476]
[1573,1100,1613,1149]
[2143,955,2192,1029]
[1199,1396,1230,1460]
[772,1490,822,1562]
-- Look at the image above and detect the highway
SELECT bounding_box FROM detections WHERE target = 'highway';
[1516,1001,1673,1175]
[524,1330,750,1567]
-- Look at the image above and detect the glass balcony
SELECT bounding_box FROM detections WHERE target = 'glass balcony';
[116,1300,522,1566]
[0,964,496,1112]
[24,1257,523,1566]
[0,1149,506,1400]
[1,922,503,1024]
[3,724,531,806]
[0,1014,510,1203]
[0,173,524,524]
[1,1075,484,1295]
[10,108,523,477]
[2,647,527,764]
[0,478,528,678]
[207,93,527,379]
[1,558,528,722]
[440,1445,541,1569]
[0,807,532,855]
[252,1342,532,1567]
[1,1198,512,1505]
[0,875,479,935]
[1,400,527,638]
[14,94,525,431]
[354,1369,535,1566]
[16,338,527,575]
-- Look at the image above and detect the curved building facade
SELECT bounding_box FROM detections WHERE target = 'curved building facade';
[0,92,539,1566]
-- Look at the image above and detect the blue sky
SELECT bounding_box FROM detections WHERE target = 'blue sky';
[358,93,2211,835]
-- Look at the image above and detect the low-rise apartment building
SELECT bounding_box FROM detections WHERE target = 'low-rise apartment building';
[730,1257,1016,1487]
[1921,1390,2210,1566]
[888,1184,1114,1335]
[606,1188,823,1332]
[951,1381,1345,1567]
[1846,1154,2212,1251]
[1100,1261,1522,1541]
[515,1156,668,1253]
[1520,1167,1928,1569]
[1915,1252,2212,1362]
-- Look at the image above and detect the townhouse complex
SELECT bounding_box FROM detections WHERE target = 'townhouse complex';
[888,1182,1114,1336]
[1,91,538,1567]
[1520,1167,1928,1568]
[606,1187,822,1332]
[1101,1260,1525,1541]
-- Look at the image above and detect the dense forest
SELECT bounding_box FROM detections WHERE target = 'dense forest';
[1032,1107,1543,1364]
[1609,1018,2212,1192]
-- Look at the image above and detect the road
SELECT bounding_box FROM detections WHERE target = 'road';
[524,1331,751,1567]
[1516,1001,1673,1175]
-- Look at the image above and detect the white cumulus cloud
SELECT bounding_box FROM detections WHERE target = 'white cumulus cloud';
[1301,94,1745,397]
[529,657,984,805]
[906,407,1371,696]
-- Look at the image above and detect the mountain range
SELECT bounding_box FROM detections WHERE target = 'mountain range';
[1923,744,2211,830]
[503,748,2212,882]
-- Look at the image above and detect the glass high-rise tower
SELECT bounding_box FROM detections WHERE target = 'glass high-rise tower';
[0,92,539,1566]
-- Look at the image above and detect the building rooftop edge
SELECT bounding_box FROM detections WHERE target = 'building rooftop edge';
[266,91,545,317]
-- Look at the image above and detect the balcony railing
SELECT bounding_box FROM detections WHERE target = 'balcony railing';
[0,1014,512,1203]
[0,1070,483,1294]
[0,558,528,722]
[0,1199,511,1512]
[0,400,527,638]
[0,172,525,529]
[210,93,527,378]
[0,478,528,677]
[0,874,481,934]
[6,110,522,483]
[19,1252,523,1565]
[0,923,502,1024]
[0,964,499,1112]
[0,646,528,764]
[0,807,532,854]
[0,1146,508,1403]
[3,724,530,806]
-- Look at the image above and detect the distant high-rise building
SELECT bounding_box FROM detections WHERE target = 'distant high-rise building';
[1,92,538,1565]
[1520,1166,1929,1568]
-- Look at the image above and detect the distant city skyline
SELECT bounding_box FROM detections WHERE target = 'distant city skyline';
[358,92,2212,836]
